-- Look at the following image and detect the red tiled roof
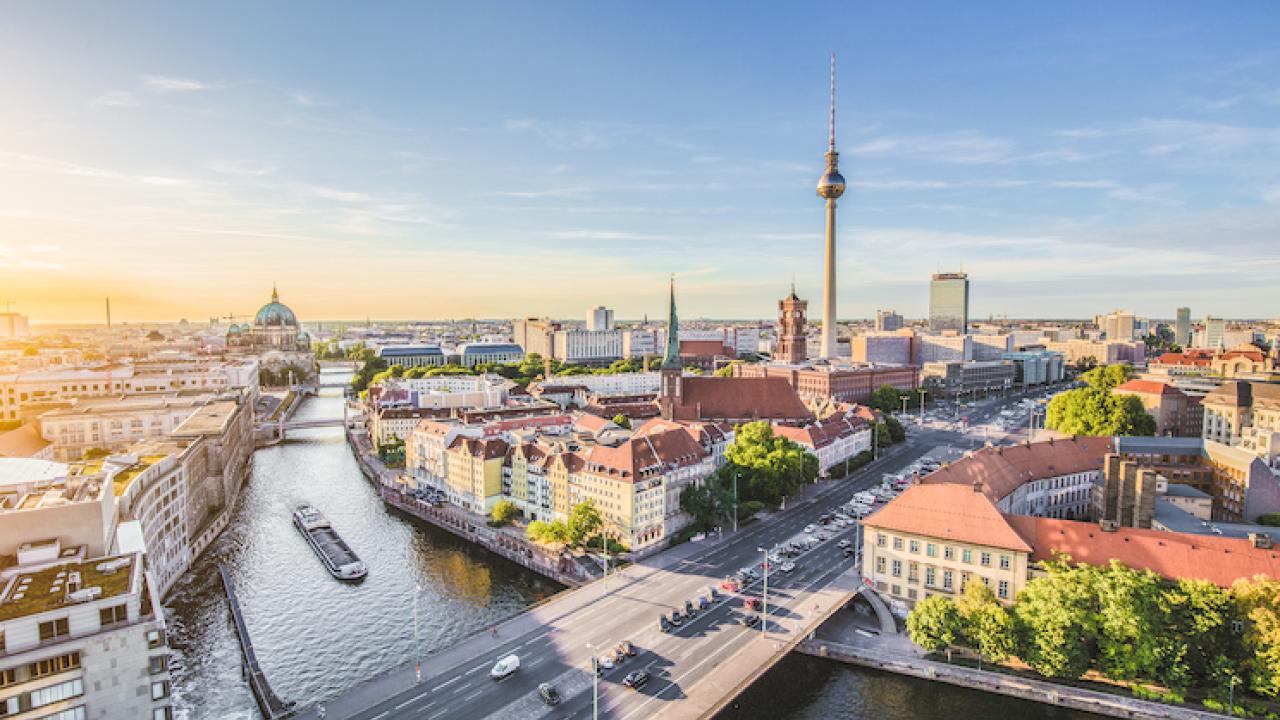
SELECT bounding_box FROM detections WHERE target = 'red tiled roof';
[773,410,869,449]
[1155,352,1212,367]
[921,437,1114,502]
[1113,379,1184,397]
[580,427,707,482]
[1006,515,1280,588]
[448,436,509,459]
[674,377,812,423]
[572,412,614,433]
[863,483,1033,552]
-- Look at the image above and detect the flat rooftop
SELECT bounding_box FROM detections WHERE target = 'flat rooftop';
[171,399,239,436]
[0,553,137,622]
[41,391,216,417]
[110,453,172,497]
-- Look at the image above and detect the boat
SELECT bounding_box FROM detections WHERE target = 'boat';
[293,505,368,581]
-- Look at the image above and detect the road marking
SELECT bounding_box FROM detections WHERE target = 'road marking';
[394,696,419,710]
[427,709,449,720]
[436,676,460,689]
[370,712,389,720]
[463,688,483,702]
[465,663,486,675]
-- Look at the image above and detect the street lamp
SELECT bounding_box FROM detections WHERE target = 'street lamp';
[585,642,600,720]
[918,387,927,426]
[757,546,769,636]
[731,471,740,534]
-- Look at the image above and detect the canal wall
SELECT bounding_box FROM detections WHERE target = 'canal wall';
[346,427,589,587]
[796,639,1228,720]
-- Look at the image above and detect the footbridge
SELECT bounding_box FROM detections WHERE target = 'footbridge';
[290,437,929,720]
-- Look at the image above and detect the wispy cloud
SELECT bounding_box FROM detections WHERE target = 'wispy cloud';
[310,186,372,203]
[0,243,64,271]
[542,229,671,242]
[209,160,277,177]
[289,91,332,107]
[90,90,139,108]
[849,131,1015,165]
[144,75,212,92]
[489,187,592,199]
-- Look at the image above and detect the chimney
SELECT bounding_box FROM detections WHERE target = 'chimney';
[1099,519,1118,532]
[1250,532,1273,550]
[973,479,983,494]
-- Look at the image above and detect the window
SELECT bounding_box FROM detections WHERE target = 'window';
[149,655,168,675]
[980,552,991,566]
[926,543,937,558]
[31,653,80,679]
[29,678,83,708]
[147,629,167,649]
[925,567,936,587]
[891,560,901,577]
[99,604,128,627]
[943,545,954,560]
[908,540,919,553]
[892,537,903,551]
[38,618,70,643]
[962,549,972,563]
[876,557,886,574]
[907,588,918,600]
[943,571,953,590]
[0,669,14,689]
[999,555,1010,570]
[891,584,901,596]
[151,680,170,701]
[153,708,173,720]
[998,580,1009,599]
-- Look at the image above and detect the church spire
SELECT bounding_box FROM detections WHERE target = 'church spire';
[661,274,681,370]
[271,282,279,303]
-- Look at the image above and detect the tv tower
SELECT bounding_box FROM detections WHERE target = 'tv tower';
[817,53,846,360]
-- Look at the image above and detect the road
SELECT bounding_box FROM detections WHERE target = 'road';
[330,388,1069,719]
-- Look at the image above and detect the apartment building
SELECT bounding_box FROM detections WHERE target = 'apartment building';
[772,407,872,475]
[38,393,216,462]
[0,548,172,719]
[1111,379,1201,437]
[1202,380,1280,469]
[443,437,509,512]
[0,460,115,560]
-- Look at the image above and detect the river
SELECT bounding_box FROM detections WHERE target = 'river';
[165,371,1099,720]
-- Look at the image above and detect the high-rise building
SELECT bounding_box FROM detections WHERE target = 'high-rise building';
[0,312,29,338]
[586,306,614,332]
[928,272,969,334]
[1099,309,1136,341]
[874,309,903,332]
[775,285,808,365]
[1175,307,1191,348]
[1203,316,1226,349]
[816,54,846,360]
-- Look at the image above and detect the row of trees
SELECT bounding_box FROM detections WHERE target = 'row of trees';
[867,384,927,415]
[350,352,668,393]
[907,558,1280,706]
[1044,364,1157,436]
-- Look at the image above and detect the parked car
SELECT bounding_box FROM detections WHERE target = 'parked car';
[598,654,615,670]
[739,613,761,627]
[619,640,635,657]
[623,670,651,689]
[744,597,762,611]
[837,539,851,549]
[698,596,710,610]
[490,654,520,680]
[658,616,671,632]
[780,562,796,573]
[842,547,856,558]
[684,599,696,616]
[804,524,816,534]
[720,578,740,592]
[538,683,561,705]
[670,610,683,626]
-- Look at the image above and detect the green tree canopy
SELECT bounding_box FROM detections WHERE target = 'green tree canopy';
[1233,575,1280,698]
[868,384,910,414]
[610,413,631,430]
[1012,558,1100,679]
[1045,365,1157,436]
[490,499,519,526]
[722,421,818,505]
[1094,561,1173,683]
[956,582,1017,664]
[907,596,963,653]
[566,500,604,546]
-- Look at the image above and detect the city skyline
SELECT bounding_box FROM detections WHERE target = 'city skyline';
[3,3,1280,323]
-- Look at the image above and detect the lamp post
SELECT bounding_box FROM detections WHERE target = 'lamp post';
[757,546,769,636]
[732,471,739,534]
[584,642,600,719]
[1228,675,1236,716]
[918,387,927,426]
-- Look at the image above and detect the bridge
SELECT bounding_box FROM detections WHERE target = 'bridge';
[291,435,937,720]
[220,566,293,719]
[255,416,363,440]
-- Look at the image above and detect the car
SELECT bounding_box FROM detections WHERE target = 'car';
[623,670,651,689]
[816,532,830,542]
[538,683,561,706]
[709,586,720,599]
[837,539,851,549]
[804,524,816,534]
[598,654,615,670]
[698,596,710,610]
[658,616,671,632]
[738,613,761,627]
[490,654,520,680]
[610,649,626,665]
[619,640,635,657]
[684,599,696,616]
[720,578,740,592]
[842,547,856,558]
[744,597,762,611]
[780,561,796,573]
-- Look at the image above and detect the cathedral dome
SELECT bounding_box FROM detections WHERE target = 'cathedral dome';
[254,286,298,327]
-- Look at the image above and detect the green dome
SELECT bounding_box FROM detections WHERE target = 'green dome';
[254,286,298,327]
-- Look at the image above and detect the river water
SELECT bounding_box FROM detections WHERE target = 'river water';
[166,372,1099,720]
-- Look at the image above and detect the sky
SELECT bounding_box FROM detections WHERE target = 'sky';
[2,2,1279,324]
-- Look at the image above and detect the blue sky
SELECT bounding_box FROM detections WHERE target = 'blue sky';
[1,2,1278,323]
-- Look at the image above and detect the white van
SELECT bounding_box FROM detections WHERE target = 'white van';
[853,491,876,505]
[490,654,520,680]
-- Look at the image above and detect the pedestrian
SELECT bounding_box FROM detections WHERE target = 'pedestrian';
[317,704,326,719]
[490,625,498,638]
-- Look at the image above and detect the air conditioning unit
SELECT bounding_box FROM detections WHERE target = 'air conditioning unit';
[66,586,103,604]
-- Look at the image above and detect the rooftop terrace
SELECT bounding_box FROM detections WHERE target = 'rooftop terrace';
[0,553,136,622]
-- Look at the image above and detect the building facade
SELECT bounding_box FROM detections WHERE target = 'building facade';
[928,272,969,334]
[774,288,808,365]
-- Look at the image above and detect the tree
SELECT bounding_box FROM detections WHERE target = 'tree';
[907,596,963,655]
[566,500,603,546]
[351,355,389,391]
[714,362,739,378]
[1233,575,1280,697]
[527,519,571,545]
[723,422,818,505]
[1012,557,1099,679]
[869,384,907,414]
[1093,561,1172,683]
[883,415,906,443]
[1163,578,1241,691]
[611,413,631,430]
[680,479,735,527]
[956,582,1016,664]
[1081,364,1134,391]
[82,447,112,461]
[1045,375,1157,436]
[491,500,519,526]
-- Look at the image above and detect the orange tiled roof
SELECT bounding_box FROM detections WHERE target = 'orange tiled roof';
[674,377,812,423]
[921,437,1114,502]
[1007,515,1280,588]
[1114,379,1184,397]
[863,483,1033,552]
